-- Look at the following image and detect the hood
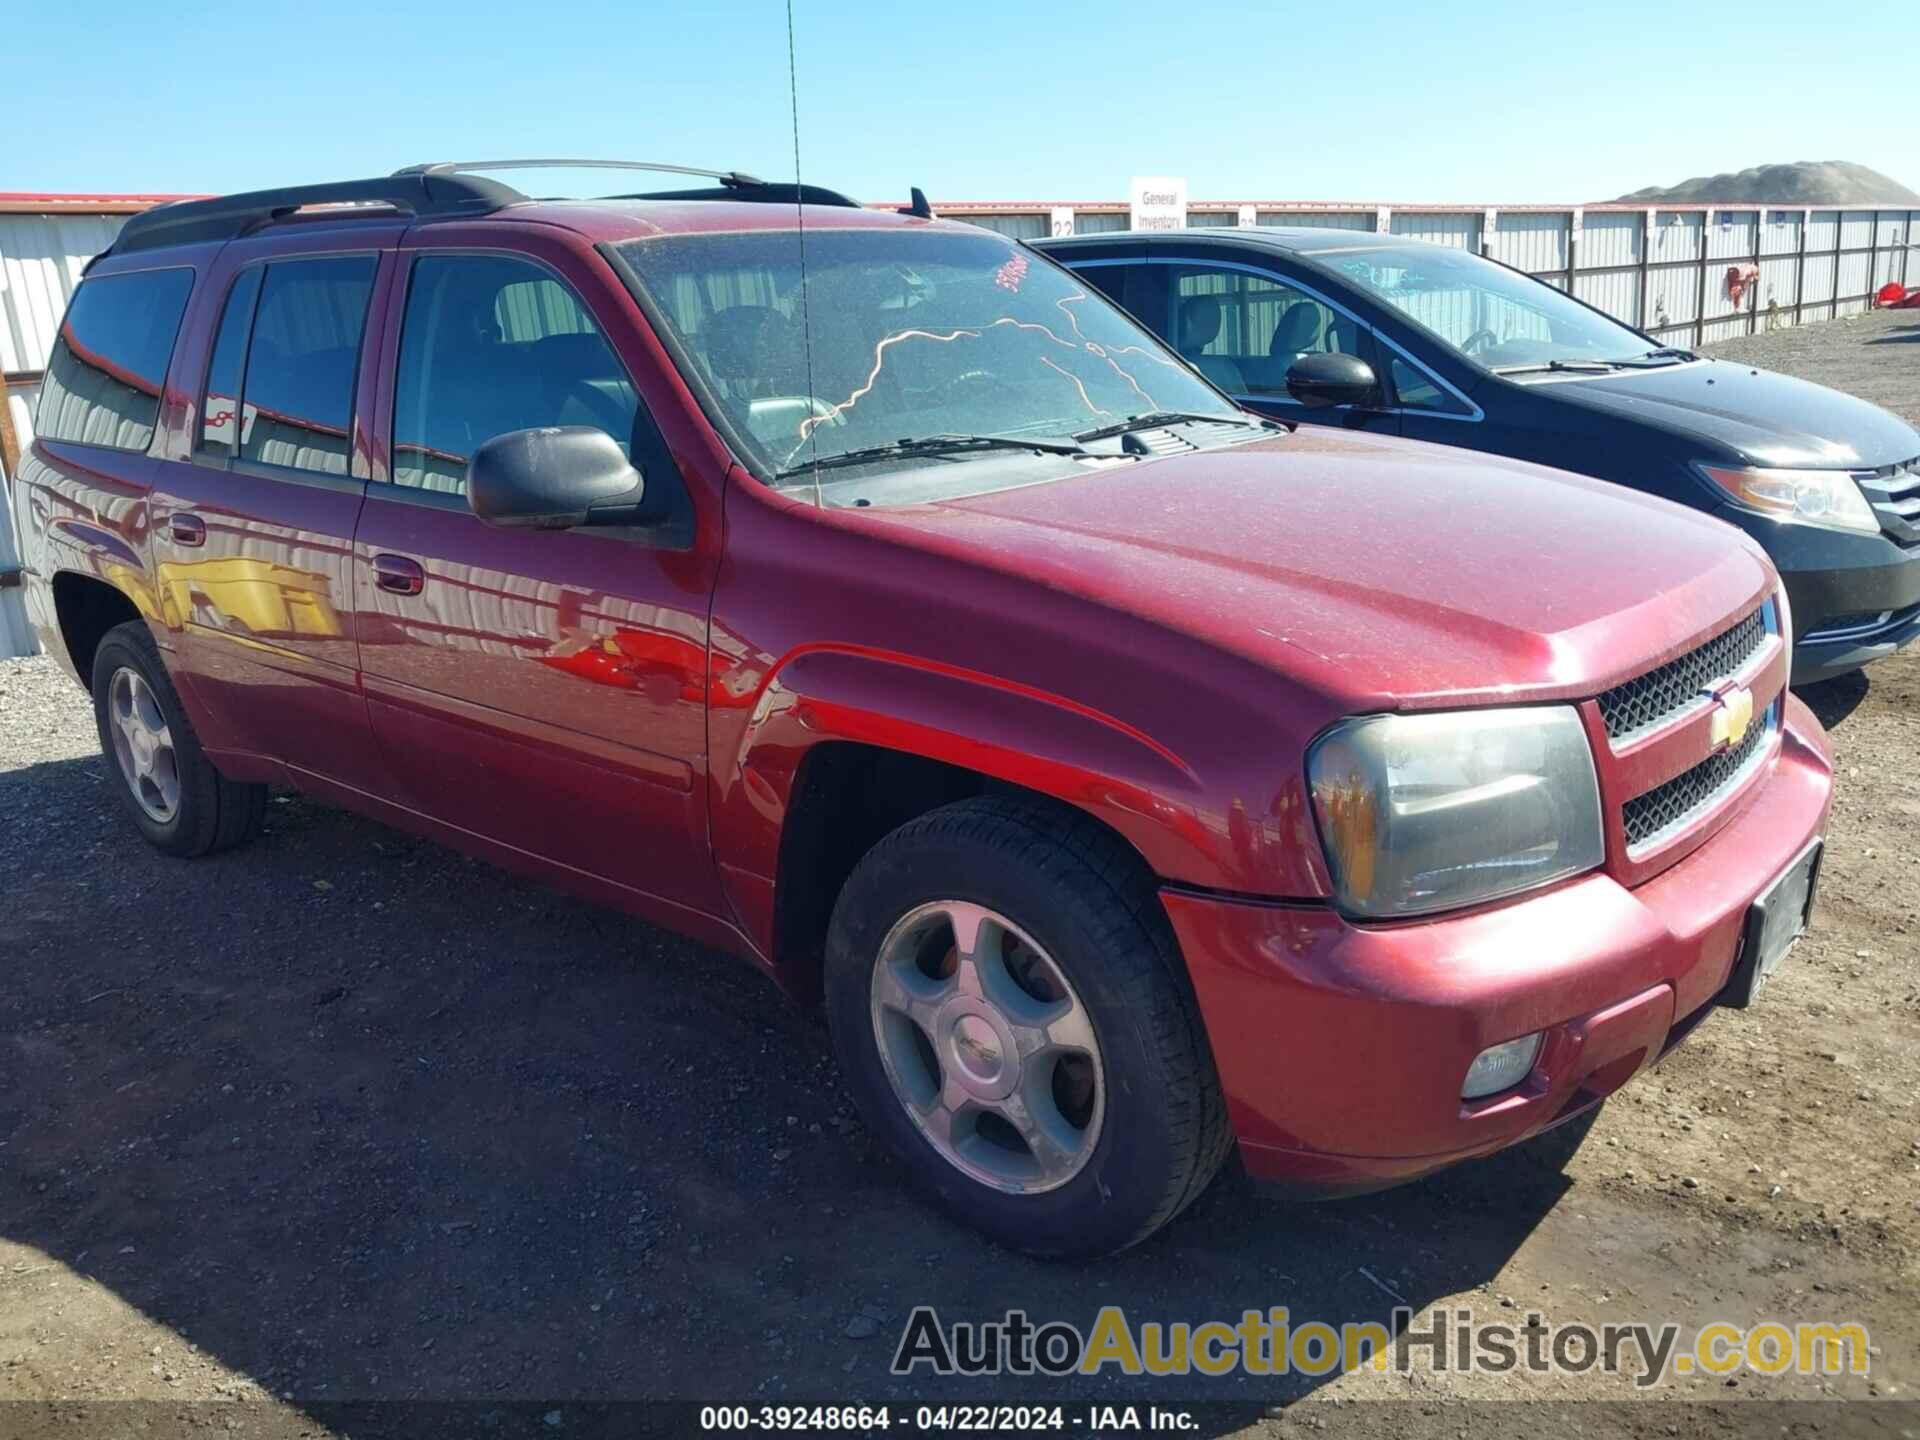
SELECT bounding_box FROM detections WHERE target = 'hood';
[860,430,1776,709]
[1543,358,1920,469]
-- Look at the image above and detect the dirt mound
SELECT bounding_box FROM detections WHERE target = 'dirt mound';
[1614,160,1919,205]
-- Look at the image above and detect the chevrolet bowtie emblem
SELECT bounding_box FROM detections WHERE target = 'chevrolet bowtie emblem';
[1709,686,1755,751]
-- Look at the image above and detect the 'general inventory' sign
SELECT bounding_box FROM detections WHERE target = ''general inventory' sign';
[1129,176,1187,231]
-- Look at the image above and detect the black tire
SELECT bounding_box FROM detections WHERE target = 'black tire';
[824,794,1232,1258]
[91,621,267,858]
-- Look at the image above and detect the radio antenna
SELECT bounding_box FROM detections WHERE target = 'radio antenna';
[786,0,824,509]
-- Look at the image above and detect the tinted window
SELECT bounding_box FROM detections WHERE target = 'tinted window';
[494,276,600,341]
[1170,265,1364,398]
[238,257,376,475]
[392,256,637,494]
[198,267,262,458]
[1076,264,1132,310]
[36,268,194,451]
[1388,355,1470,416]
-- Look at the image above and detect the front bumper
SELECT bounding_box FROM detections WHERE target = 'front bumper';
[1711,505,1920,684]
[1164,694,1833,1195]
[1792,602,1920,687]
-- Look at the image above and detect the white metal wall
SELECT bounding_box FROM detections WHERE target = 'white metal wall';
[0,459,32,656]
[2,214,128,385]
[1,212,132,656]
[1258,211,1372,231]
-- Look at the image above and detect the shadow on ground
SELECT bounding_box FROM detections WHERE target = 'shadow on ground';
[0,752,1584,1428]
[1795,668,1870,730]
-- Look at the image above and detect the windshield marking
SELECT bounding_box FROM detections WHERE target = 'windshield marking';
[796,315,1157,446]
[797,327,982,441]
[1037,354,1117,418]
[1091,346,1160,411]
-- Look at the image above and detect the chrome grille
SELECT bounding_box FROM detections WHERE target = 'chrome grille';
[1621,716,1770,849]
[1858,456,1920,546]
[1596,608,1767,741]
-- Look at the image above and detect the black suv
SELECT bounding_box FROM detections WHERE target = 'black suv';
[1038,227,1920,685]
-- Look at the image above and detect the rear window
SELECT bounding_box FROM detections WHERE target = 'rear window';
[230,257,377,475]
[36,268,195,451]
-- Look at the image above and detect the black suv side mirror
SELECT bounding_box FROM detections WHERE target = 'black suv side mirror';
[1285,353,1380,409]
[467,427,646,529]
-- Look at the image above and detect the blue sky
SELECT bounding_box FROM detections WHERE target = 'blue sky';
[8,0,1913,204]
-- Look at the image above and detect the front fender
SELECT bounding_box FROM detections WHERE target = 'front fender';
[711,642,1287,963]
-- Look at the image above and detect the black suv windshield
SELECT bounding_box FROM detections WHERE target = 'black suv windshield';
[616,226,1243,484]
[1322,243,1666,372]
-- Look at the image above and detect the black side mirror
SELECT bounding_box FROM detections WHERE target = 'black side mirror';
[467,427,645,529]
[1285,353,1380,409]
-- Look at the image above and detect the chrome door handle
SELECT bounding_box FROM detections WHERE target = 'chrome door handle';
[371,553,425,596]
[169,513,206,547]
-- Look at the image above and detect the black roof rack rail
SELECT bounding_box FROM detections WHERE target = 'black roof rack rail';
[101,172,522,259]
[616,183,864,209]
[98,160,867,263]
[398,159,863,209]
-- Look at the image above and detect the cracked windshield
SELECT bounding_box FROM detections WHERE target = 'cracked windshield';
[618,227,1246,488]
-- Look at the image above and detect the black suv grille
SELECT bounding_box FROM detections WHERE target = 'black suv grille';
[1596,608,1767,741]
[1858,456,1920,547]
[1621,717,1769,849]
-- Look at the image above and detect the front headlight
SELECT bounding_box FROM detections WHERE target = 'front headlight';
[1697,464,1880,535]
[1307,707,1604,919]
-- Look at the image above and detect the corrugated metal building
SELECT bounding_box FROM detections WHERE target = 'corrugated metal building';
[1,195,172,657]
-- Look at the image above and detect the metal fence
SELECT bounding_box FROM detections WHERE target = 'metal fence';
[944,202,1918,345]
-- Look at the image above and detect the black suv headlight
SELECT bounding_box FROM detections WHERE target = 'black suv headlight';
[1697,464,1880,536]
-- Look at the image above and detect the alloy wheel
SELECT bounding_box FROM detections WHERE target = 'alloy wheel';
[868,900,1105,1194]
[107,666,181,824]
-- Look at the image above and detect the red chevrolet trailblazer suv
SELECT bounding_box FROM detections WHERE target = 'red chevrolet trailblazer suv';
[13,161,1832,1257]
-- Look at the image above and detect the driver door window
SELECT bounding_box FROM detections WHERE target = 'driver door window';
[392,255,638,493]
[1168,265,1370,400]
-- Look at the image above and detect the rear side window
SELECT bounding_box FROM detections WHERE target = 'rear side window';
[36,268,194,451]
[235,257,377,475]
[1170,265,1364,397]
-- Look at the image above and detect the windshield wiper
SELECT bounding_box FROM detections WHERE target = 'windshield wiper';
[1489,359,1620,376]
[1607,346,1697,367]
[1072,411,1262,443]
[774,433,1086,480]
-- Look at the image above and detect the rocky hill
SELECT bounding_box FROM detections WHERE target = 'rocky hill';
[1614,161,1918,205]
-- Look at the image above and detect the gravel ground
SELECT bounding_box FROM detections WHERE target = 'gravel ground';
[1702,308,1920,424]
[3,312,1918,1438]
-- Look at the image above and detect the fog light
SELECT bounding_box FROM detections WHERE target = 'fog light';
[1461,1032,1543,1100]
